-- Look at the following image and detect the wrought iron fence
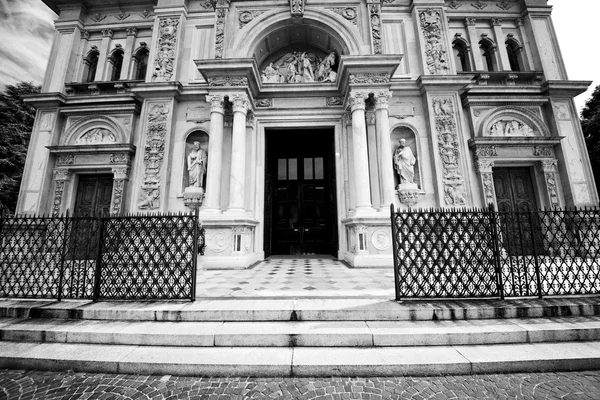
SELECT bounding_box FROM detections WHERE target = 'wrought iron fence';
[0,211,205,301]
[391,204,600,300]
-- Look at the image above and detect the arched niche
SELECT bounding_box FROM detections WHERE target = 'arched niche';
[391,125,421,189]
[183,130,209,190]
[62,115,126,146]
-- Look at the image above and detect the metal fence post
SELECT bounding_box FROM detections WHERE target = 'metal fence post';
[528,210,543,299]
[57,210,70,301]
[191,208,199,302]
[92,216,104,301]
[489,204,504,300]
[390,203,401,301]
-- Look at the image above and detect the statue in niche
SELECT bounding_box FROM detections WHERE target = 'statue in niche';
[260,51,338,84]
[187,141,208,188]
[394,138,417,185]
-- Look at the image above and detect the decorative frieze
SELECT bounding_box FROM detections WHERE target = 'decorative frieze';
[327,7,358,26]
[290,0,305,18]
[138,103,169,210]
[75,128,117,145]
[367,0,382,54]
[152,18,179,82]
[348,73,390,84]
[208,76,248,86]
[110,153,131,164]
[419,9,450,75]
[471,0,487,10]
[326,97,343,107]
[447,1,460,10]
[255,98,272,108]
[111,179,125,215]
[56,155,75,165]
[91,13,106,23]
[214,4,229,59]
[238,10,265,29]
[116,11,130,21]
[432,97,467,206]
[534,145,554,157]
[140,10,153,19]
[475,145,497,157]
[497,1,514,10]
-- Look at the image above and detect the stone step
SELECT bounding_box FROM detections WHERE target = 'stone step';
[2,316,600,347]
[2,296,600,322]
[1,341,599,376]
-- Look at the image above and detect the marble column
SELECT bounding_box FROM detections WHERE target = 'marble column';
[490,18,510,71]
[51,168,72,216]
[464,18,484,71]
[347,91,373,212]
[120,27,137,80]
[111,166,130,215]
[226,93,250,213]
[203,94,225,212]
[96,29,113,81]
[374,90,395,211]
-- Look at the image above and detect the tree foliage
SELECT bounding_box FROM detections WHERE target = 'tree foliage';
[0,82,41,214]
[581,85,600,190]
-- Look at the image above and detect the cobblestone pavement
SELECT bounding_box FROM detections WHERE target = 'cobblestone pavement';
[1,369,600,399]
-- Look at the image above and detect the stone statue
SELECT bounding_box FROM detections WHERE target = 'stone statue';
[260,51,338,84]
[394,138,417,184]
[300,52,314,82]
[187,141,207,188]
[261,62,280,84]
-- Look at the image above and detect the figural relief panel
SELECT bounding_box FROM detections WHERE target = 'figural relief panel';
[138,103,169,210]
[432,97,467,206]
[152,18,179,82]
[261,51,338,84]
[419,8,450,75]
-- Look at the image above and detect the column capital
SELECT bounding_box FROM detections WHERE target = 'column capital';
[346,91,369,112]
[490,17,503,27]
[53,168,72,181]
[230,93,251,114]
[538,158,558,173]
[475,158,494,174]
[206,94,226,114]
[102,28,114,38]
[374,90,392,111]
[112,166,131,180]
[516,18,524,26]
[126,27,138,37]
[464,17,476,26]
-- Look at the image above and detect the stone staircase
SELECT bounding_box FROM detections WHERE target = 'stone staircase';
[1,297,600,376]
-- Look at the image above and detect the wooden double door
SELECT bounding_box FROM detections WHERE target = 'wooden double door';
[74,175,113,217]
[265,129,338,256]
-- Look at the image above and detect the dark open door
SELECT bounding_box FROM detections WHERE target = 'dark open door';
[74,175,113,217]
[265,129,338,256]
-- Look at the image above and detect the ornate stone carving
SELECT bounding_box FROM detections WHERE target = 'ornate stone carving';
[208,76,248,86]
[371,230,391,251]
[255,98,272,108]
[327,7,358,26]
[477,74,490,86]
[126,27,138,37]
[516,18,524,26]
[102,29,113,38]
[349,73,390,84]
[368,1,382,54]
[447,0,461,10]
[539,158,558,173]
[539,160,560,208]
[432,97,467,206]
[290,0,304,17]
[419,9,450,75]
[140,10,153,19]
[206,94,225,112]
[553,103,570,120]
[111,179,125,215]
[112,166,130,180]
[75,128,117,145]
[490,17,502,26]
[80,30,90,40]
[471,0,487,10]
[261,51,337,84]
[115,11,130,21]
[208,232,228,252]
[40,113,54,131]
[475,146,497,157]
[397,188,425,208]
[489,119,535,136]
[138,103,169,210]
[497,1,514,10]
[152,18,179,82]
[346,91,369,112]
[534,145,554,157]
[238,10,265,29]
[56,155,75,165]
[481,173,495,207]
[475,158,494,173]
[464,17,476,26]
[183,187,204,210]
[91,13,106,23]
[231,93,251,113]
[214,8,228,59]
[110,153,131,164]
[326,97,344,106]
[52,181,66,216]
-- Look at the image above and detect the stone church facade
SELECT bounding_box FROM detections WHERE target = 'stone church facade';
[19,0,598,269]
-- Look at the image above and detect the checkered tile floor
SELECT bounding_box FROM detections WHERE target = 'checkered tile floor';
[196,257,395,298]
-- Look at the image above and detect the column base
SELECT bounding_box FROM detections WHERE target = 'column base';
[341,215,393,268]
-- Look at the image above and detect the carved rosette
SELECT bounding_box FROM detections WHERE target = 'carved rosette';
[152,18,179,82]
[138,103,169,210]
[539,159,560,208]
[367,0,382,54]
[432,97,467,206]
[419,8,450,75]
[52,168,72,216]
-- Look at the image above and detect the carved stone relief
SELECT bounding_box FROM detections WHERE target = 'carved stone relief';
[539,159,560,208]
[208,76,248,86]
[475,146,497,157]
[534,145,554,157]
[138,103,169,210]
[327,7,358,26]
[111,179,125,215]
[40,113,54,131]
[57,155,75,165]
[109,153,131,164]
[255,98,273,108]
[488,119,535,136]
[447,0,460,9]
[152,18,179,82]
[471,0,487,10]
[481,173,495,206]
[214,6,228,59]
[553,102,571,120]
[367,1,382,54]
[349,73,390,84]
[238,10,265,29]
[419,9,450,75]
[75,128,117,145]
[140,10,153,19]
[432,97,467,206]
[290,0,304,17]
[371,230,391,251]
[52,168,72,217]
[326,97,344,106]
[261,51,337,84]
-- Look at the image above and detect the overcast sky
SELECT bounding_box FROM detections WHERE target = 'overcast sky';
[0,0,596,112]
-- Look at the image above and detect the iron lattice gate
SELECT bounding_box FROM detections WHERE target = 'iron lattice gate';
[0,212,205,301]
[391,205,600,299]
